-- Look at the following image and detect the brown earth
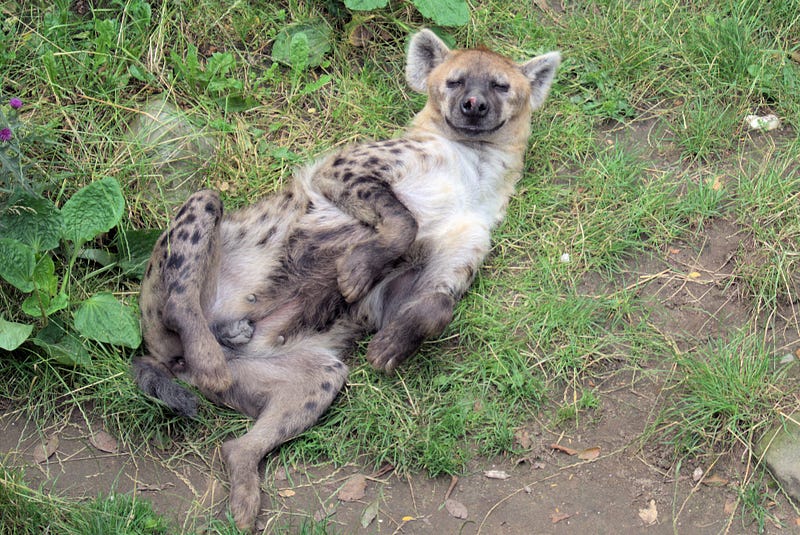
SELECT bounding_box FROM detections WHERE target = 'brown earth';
[2,122,799,534]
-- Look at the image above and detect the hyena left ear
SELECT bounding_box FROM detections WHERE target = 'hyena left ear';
[406,29,451,93]
[520,52,561,110]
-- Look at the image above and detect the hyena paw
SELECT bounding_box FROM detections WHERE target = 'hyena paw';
[222,440,261,532]
[365,327,421,373]
[192,345,233,393]
[336,248,381,303]
[214,319,255,347]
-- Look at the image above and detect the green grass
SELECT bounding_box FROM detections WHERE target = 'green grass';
[1,0,799,531]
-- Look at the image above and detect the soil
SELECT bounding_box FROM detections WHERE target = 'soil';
[2,122,799,534]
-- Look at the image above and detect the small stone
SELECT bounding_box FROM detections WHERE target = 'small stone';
[756,412,800,501]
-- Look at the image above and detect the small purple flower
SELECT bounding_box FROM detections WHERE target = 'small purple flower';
[9,98,22,110]
[0,127,12,142]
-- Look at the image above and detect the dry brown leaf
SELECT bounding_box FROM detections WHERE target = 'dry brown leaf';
[550,443,578,456]
[638,499,658,525]
[711,177,723,191]
[790,51,800,65]
[33,435,59,463]
[515,429,532,449]
[701,473,729,487]
[577,446,600,460]
[89,429,118,453]
[723,497,737,515]
[277,489,295,498]
[338,473,367,502]
[483,470,510,480]
[551,511,571,524]
[794,516,800,526]
[445,498,469,519]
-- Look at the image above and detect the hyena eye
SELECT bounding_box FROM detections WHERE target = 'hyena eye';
[446,79,464,89]
[492,81,510,93]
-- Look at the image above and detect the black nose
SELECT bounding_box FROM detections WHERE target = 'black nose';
[460,96,489,117]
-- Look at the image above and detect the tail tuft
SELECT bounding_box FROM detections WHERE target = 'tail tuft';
[133,357,198,418]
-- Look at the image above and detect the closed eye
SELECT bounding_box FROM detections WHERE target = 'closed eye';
[492,81,510,92]
[446,79,464,89]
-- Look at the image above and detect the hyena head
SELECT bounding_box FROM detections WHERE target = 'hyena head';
[406,29,560,145]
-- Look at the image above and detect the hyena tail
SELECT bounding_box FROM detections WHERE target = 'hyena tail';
[133,356,198,418]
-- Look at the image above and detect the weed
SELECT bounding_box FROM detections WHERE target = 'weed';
[662,332,785,454]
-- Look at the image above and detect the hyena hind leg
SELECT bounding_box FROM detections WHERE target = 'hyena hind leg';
[218,351,349,531]
[140,190,232,394]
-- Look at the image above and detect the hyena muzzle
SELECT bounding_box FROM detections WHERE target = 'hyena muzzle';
[134,29,559,531]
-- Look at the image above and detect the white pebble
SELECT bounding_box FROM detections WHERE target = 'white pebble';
[560,253,571,263]
[745,114,780,131]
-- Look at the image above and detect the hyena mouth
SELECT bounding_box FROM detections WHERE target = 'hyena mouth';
[445,117,507,136]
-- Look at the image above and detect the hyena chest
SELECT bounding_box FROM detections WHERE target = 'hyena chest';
[394,140,515,245]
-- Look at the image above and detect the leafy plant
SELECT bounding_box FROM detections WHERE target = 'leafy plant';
[0,177,143,362]
[344,0,469,27]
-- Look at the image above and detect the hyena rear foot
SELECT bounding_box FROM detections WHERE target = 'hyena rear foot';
[214,318,255,348]
[367,291,454,372]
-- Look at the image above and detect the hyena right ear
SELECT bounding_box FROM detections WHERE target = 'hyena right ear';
[406,29,451,93]
[520,51,561,110]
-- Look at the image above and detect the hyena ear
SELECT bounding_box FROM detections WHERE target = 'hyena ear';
[520,52,561,110]
[406,29,451,93]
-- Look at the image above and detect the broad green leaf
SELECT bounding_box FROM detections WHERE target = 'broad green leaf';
[0,238,35,292]
[32,320,92,367]
[0,316,33,351]
[73,292,141,348]
[0,192,63,251]
[414,0,469,26]
[272,22,332,69]
[61,177,125,245]
[21,255,66,318]
[345,0,389,10]
[22,291,69,318]
[116,228,162,279]
[31,254,58,296]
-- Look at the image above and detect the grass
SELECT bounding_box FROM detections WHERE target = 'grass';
[1,0,799,532]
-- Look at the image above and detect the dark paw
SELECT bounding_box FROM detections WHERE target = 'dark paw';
[366,327,422,373]
[215,319,255,347]
[336,247,382,303]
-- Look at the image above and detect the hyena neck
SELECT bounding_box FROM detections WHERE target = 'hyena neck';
[407,120,528,189]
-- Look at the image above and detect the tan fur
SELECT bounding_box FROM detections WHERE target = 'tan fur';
[134,30,559,531]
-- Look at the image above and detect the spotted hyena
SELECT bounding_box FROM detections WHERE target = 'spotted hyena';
[134,29,559,531]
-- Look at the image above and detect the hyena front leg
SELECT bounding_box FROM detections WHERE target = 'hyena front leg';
[362,241,484,372]
[312,158,418,303]
[139,190,232,393]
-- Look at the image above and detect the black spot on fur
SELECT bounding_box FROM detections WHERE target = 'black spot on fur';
[321,381,332,392]
[332,157,346,167]
[184,213,197,224]
[304,401,317,412]
[190,229,202,244]
[204,201,217,214]
[166,253,185,271]
[257,227,276,246]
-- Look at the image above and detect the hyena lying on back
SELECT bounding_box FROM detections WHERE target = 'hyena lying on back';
[135,29,559,531]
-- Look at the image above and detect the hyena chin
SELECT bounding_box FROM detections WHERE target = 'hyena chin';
[134,29,559,531]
